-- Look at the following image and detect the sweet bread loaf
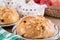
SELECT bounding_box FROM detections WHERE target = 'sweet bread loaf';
[16,16,56,38]
[0,6,19,24]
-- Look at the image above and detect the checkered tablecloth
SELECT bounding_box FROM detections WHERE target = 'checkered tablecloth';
[0,26,23,40]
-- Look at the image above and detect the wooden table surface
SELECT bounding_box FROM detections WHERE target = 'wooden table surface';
[3,16,60,40]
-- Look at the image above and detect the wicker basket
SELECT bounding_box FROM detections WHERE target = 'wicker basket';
[45,6,60,18]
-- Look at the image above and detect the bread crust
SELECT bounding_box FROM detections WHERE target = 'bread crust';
[0,6,19,24]
[16,16,56,38]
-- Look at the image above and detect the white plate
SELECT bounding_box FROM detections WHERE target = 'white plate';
[12,25,60,40]
[0,22,18,27]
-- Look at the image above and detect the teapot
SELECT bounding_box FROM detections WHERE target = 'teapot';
[16,0,47,16]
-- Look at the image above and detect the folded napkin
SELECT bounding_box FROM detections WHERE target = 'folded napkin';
[0,26,23,40]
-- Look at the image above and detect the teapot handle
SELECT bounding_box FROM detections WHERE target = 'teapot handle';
[25,0,30,3]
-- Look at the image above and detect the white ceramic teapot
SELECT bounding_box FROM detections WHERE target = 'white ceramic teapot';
[3,0,25,9]
[16,0,47,16]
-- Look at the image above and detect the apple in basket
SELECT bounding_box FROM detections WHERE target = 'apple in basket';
[34,0,52,6]
[33,0,40,4]
[51,0,60,7]
[40,0,52,6]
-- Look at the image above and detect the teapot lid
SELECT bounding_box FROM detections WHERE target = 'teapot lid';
[26,0,47,8]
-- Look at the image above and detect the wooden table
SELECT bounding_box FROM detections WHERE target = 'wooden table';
[3,16,60,40]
